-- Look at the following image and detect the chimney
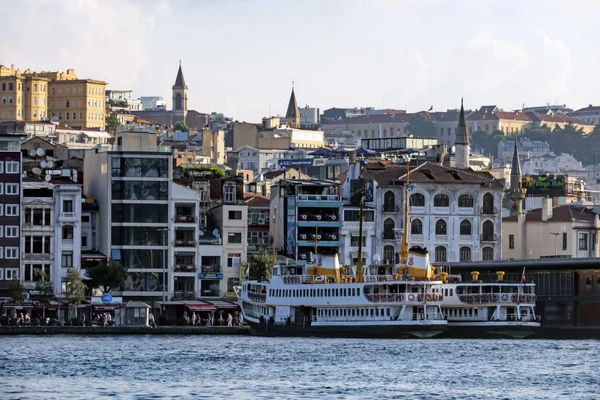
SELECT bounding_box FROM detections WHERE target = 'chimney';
[541,197,553,221]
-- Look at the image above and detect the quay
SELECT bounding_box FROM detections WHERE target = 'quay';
[0,325,251,335]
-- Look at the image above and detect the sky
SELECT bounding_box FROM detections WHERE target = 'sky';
[2,0,600,121]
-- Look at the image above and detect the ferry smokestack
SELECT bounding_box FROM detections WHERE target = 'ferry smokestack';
[496,271,505,281]
[471,271,480,281]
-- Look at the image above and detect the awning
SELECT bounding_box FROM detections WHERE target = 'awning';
[125,301,150,309]
[187,304,216,311]
[207,300,238,309]
[93,305,120,311]
[1,304,34,309]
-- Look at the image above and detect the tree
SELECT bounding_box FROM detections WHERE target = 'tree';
[33,270,54,305]
[245,249,273,282]
[7,277,25,305]
[174,121,190,132]
[471,129,504,157]
[105,114,121,136]
[64,268,87,306]
[86,259,127,293]
[408,113,436,138]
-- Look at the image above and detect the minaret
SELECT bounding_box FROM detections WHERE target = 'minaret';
[454,98,470,168]
[172,61,188,123]
[285,84,300,129]
[507,141,526,216]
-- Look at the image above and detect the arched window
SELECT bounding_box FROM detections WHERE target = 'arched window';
[383,191,396,212]
[383,218,395,239]
[460,246,472,262]
[435,219,447,235]
[482,193,494,214]
[411,219,423,235]
[175,93,182,111]
[482,220,494,241]
[458,194,474,208]
[410,193,425,207]
[383,245,395,264]
[434,193,449,207]
[460,220,472,236]
[435,246,447,263]
[482,247,494,261]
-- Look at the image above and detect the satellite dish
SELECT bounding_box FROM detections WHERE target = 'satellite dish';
[36,148,45,157]
[199,230,204,236]
[29,149,37,157]
[40,160,48,168]
[46,160,54,169]
[45,174,51,182]
[32,167,42,175]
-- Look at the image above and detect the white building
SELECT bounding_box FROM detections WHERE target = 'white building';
[236,145,286,174]
[570,105,600,125]
[521,153,583,175]
[140,96,166,111]
[341,160,505,265]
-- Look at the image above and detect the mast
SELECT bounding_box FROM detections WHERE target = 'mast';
[400,160,410,264]
[272,206,277,265]
[357,161,365,283]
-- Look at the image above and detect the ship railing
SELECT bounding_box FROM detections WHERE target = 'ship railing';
[313,316,394,323]
[365,293,444,303]
[363,274,434,283]
[458,293,537,304]
[247,292,267,303]
[412,313,446,321]
[506,313,537,322]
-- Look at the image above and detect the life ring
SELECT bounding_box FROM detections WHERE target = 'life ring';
[300,234,306,240]
[511,294,517,302]
[417,294,424,302]
[527,295,532,302]
[426,294,432,301]
[331,215,337,220]
[520,295,526,302]
[502,294,508,301]
[408,294,415,301]
[301,254,307,260]
[492,294,498,302]
[316,215,322,220]
[331,235,337,240]
[399,294,404,301]
[301,215,307,220]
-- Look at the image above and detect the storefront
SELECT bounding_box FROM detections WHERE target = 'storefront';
[185,301,216,325]
[91,295,123,326]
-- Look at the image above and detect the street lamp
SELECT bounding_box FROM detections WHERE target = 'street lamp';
[157,228,169,303]
[550,232,560,257]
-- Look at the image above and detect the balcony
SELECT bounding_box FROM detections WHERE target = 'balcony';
[23,253,53,261]
[480,234,498,242]
[382,205,400,213]
[62,239,74,245]
[480,207,498,215]
[298,233,339,241]
[174,240,196,247]
[201,265,221,274]
[174,215,196,223]
[297,194,341,208]
[172,290,197,300]
[59,212,77,222]
[174,264,196,272]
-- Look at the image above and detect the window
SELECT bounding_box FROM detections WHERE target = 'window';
[459,246,472,262]
[509,234,515,249]
[482,221,494,241]
[6,204,18,216]
[228,210,242,220]
[409,193,425,207]
[482,247,494,261]
[482,193,495,214]
[0,183,3,194]
[6,268,18,280]
[343,210,374,222]
[82,215,90,223]
[458,194,473,208]
[227,253,240,267]
[435,219,447,235]
[383,245,395,263]
[63,200,73,213]
[435,246,447,263]
[224,182,236,203]
[383,218,395,239]
[434,193,449,207]
[82,235,88,247]
[6,161,19,173]
[61,252,73,268]
[62,225,74,240]
[6,183,18,195]
[350,235,366,247]
[563,233,567,250]
[228,232,242,244]
[0,162,3,173]
[5,247,18,259]
[5,226,18,238]
[411,219,423,235]
[460,220,471,236]
[383,191,396,212]
[579,233,588,250]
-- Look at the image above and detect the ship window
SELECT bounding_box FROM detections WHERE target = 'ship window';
[357,288,361,296]
[361,309,364,316]
[387,309,390,316]
[474,309,478,316]
[343,289,347,296]
[450,289,453,296]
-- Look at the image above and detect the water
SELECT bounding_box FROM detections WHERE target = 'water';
[0,336,598,400]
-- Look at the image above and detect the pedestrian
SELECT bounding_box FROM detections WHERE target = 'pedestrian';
[106,312,112,326]
[227,313,233,327]
[149,313,156,328]
[238,313,244,326]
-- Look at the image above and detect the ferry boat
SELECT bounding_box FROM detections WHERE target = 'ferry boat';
[438,270,540,339]
[236,249,448,338]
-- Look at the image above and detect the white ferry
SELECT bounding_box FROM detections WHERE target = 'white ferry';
[237,248,448,338]
[438,270,540,338]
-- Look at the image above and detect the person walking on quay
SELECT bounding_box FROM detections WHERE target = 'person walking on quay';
[227,313,233,327]
[106,312,112,326]
[149,313,156,328]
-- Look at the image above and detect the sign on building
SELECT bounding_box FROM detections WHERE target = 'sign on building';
[521,174,567,196]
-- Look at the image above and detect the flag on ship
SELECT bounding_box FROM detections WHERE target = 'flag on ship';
[521,267,526,283]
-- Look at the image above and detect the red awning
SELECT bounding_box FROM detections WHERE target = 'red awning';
[186,304,216,311]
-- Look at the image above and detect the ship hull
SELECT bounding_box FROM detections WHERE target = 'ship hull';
[441,322,540,339]
[246,320,446,339]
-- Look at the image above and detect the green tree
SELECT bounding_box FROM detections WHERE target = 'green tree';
[408,113,436,138]
[105,114,121,136]
[174,121,190,132]
[33,269,54,305]
[471,129,504,156]
[64,268,87,305]
[86,259,127,293]
[7,277,25,304]
[245,249,273,282]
